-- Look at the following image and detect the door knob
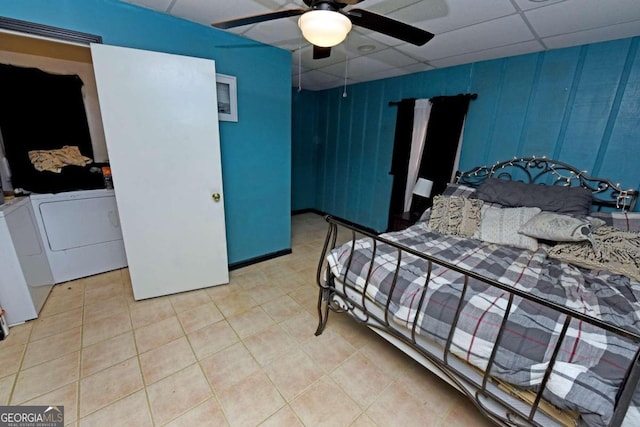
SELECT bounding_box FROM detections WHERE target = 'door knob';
[212,193,221,202]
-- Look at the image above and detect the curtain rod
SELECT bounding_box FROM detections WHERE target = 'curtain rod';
[388,93,478,106]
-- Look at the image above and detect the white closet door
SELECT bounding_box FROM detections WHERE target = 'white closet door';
[91,44,228,300]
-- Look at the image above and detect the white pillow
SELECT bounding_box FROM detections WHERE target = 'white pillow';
[476,206,542,251]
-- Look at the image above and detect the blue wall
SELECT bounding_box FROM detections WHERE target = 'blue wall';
[292,37,640,232]
[1,0,292,264]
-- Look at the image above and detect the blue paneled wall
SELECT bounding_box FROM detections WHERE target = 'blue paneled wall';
[292,37,640,231]
[1,0,292,264]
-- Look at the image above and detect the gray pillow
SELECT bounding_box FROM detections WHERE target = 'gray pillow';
[475,178,593,216]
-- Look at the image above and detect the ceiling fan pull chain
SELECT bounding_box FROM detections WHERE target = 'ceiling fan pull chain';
[343,51,349,98]
[298,45,303,93]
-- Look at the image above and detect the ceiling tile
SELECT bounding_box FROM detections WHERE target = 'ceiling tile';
[542,20,640,49]
[170,0,286,26]
[243,16,301,44]
[525,0,640,38]
[429,40,543,69]
[406,0,517,34]
[511,0,566,12]
[121,0,174,12]
[397,14,535,61]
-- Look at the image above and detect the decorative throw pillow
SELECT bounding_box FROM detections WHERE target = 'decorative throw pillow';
[476,206,542,251]
[548,226,640,283]
[518,212,593,243]
[475,178,593,216]
[588,211,640,233]
[427,195,484,238]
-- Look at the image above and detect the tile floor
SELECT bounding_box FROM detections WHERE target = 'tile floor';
[0,213,494,426]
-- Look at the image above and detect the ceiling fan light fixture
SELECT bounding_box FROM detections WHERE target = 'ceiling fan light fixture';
[298,10,352,48]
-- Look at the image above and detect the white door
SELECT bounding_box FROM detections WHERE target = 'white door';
[90,44,229,300]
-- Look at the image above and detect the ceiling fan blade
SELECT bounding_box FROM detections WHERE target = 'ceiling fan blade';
[313,45,332,59]
[346,8,434,46]
[212,8,305,29]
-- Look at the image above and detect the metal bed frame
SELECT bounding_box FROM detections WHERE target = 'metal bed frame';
[314,157,639,427]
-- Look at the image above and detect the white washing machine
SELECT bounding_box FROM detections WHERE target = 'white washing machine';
[30,189,128,284]
[0,197,54,325]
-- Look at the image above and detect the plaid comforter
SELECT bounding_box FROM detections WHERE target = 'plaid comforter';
[327,222,640,427]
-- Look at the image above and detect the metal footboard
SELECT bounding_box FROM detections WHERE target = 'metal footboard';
[315,215,640,427]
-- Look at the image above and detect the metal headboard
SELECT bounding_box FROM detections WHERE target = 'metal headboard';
[455,156,638,212]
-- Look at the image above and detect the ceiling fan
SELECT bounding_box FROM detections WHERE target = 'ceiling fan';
[212,0,434,59]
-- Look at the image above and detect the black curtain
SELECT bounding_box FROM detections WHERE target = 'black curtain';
[387,99,415,230]
[387,94,475,230]
[417,94,474,198]
[0,63,103,193]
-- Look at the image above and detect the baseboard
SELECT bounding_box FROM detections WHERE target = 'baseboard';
[228,248,292,271]
[291,208,324,216]
[291,208,380,235]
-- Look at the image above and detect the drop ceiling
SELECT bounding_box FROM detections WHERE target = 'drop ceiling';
[121,0,640,91]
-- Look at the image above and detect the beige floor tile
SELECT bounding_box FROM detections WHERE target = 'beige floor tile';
[82,310,131,348]
[40,289,84,318]
[128,297,175,329]
[205,282,240,300]
[12,351,80,404]
[30,308,83,341]
[200,343,260,392]
[134,315,183,353]
[187,320,239,360]
[265,349,324,401]
[0,342,25,378]
[22,382,78,425]
[79,357,143,417]
[358,333,416,377]
[396,361,463,414]
[330,353,393,409]
[217,372,285,426]
[261,295,305,323]
[439,401,496,427]
[81,332,137,378]
[248,283,288,305]
[290,376,361,427]
[302,329,357,373]
[139,336,196,385]
[84,281,125,306]
[82,270,122,289]
[22,326,82,369]
[176,302,223,333]
[366,382,443,427]
[326,314,377,349]
[82,295,128,324]
[350,413,378,427]
[146,364,212,425]
[280,312,320,343]
[243,324,297,367]
[214,291,258,318]
[260,405,303,427]
[169,289,211,313]
[227,306,274,339]
[0,374,15,405]
[164,398,228,427]
[1,322,33,346]
[79,389,152,427]
[49,280,85,298]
